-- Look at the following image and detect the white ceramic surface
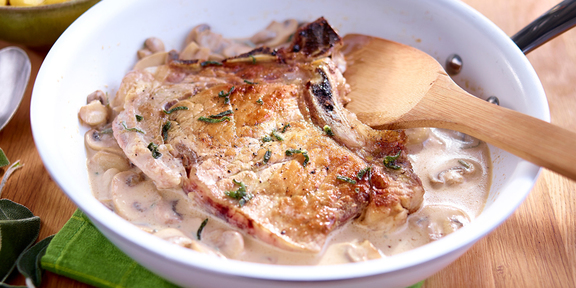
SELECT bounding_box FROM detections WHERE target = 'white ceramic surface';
[30,0,549,287]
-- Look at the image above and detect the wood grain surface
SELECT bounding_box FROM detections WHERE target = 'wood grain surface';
[1,0,575,287]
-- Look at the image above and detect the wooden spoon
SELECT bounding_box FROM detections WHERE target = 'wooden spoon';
[342,34,576,181]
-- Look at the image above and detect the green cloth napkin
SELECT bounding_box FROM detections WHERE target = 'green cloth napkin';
[41,209,424,288]
[40,210,178,288]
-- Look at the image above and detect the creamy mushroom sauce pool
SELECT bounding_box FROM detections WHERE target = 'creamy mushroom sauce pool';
[81,20,491,265]
[85,126,490,265]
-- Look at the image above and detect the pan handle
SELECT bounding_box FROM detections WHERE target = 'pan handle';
[512,0,576,54]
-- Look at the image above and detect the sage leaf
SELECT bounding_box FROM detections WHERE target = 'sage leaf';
[0,199,41,283]
[16,235,54,288]
[0,149,8,168]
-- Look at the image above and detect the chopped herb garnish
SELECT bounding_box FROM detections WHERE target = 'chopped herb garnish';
[225,179,253,207]
[244,79,258,85]
[163,106,189,114]
[337,175,357,184]
[262,135,273,142]
[147,142,161,159]
[197,218,208,240]
[218,86,235,104]
[256,98,263,104]
[200,60,223,67]
[285,149,309,167]
[249,55,256,64]
[121,121,145,134]
[210,110,234,118]
[383,151,402,170]
[271,130,284,141]
[135,115,143,122]
[281,123,291,133]
[355,188,360,193]
[323,125,334,136]
[162,121,171,142]
[357,166,372,180]
[99,128,113,134]
[198,116,231,123]
[263,149,272,164]
[458,159,471,169]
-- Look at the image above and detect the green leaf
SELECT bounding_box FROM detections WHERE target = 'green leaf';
[0,149,8,168]
[16,235,53,288]
[0,199,41,283]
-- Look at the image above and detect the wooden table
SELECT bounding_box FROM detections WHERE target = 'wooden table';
[2,0,575,287]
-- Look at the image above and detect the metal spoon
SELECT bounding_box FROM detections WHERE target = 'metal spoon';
[0,46,31,132]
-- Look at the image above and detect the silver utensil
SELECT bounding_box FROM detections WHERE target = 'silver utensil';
[0,46,31,131]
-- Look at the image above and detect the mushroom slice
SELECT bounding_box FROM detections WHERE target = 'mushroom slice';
[180,41,201,60]
[260,19,299,48]
[86,90,107,104]
[409,205,470,241]
[204,229,245,258]
[92,168,120,208]
[111,171,162,221]
[144,37,165,53]
[134,51,170,70]
[85,127,123,155]
[345,240,384,262]
[88,151,131,173]
[320,239,383,264]
[154,228,224,256]
[429,158,480,186]
[78,100,108,126]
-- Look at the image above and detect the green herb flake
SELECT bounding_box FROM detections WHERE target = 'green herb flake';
[218,86,235,104]
[323,125,334,136]
[0,148,9,168]
[147,142,162,159]
[256,98,263,104]
[200,60,223,67]
[198,116,231,123]
[271,130,284,141]
[337,175,357,184]
[355,188,360,193]
[458,159,471,169]
[225,179,253,207]
[244,79,258,85]
[210,110,234,118]
[197,218,208,240]
[263,149,272,164]
[121,121,146,134]
[383,151,402,170]
[163,106,189,114]
[357,166,372,180]
[281,123,291,133]
[135,115,144,122]
[99,128,113,135]
[262,135,273,142]
[285,149,309,167]
[249,55,256,64]
[162,121,172,142]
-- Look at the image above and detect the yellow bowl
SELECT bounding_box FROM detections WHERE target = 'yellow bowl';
[0,0,99,48]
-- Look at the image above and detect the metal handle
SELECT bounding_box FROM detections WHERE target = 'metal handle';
[512,0,576,54]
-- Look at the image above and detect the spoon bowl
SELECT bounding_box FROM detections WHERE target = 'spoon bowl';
[342,34,576,181]
[0,47,31,132]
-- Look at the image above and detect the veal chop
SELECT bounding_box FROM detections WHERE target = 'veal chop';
[110,18,424,252]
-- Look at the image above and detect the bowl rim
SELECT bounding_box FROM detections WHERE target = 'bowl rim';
[31,0,548,282]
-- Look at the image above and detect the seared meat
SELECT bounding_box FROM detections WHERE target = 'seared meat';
[112,18,424,252]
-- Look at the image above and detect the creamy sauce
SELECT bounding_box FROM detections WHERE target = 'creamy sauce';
[85,126,490,265]
[81,19,491,265]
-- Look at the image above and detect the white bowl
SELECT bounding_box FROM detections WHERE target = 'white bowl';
[31,0,548,287]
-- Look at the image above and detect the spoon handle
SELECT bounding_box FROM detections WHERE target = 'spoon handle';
[413,76,576,180]
[512,0,576,54]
